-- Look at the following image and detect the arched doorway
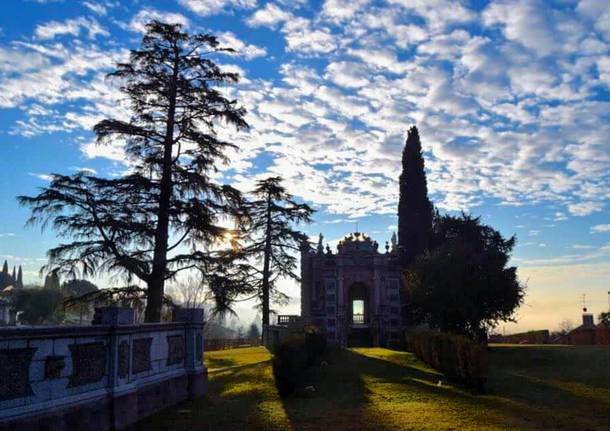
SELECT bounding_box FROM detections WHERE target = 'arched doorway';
[347,282,372,346]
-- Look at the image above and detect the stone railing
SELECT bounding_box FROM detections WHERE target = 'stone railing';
[0,307,206,431]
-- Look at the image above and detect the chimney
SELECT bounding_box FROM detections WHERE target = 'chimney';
[582,307,594,327]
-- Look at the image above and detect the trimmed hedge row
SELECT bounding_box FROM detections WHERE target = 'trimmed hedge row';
[408,331,488,388]
[272,326,327,397]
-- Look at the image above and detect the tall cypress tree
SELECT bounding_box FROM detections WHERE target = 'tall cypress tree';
[17,266,23,289]
[397,126,433,267]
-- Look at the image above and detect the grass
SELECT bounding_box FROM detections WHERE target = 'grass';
[132,345,610,430]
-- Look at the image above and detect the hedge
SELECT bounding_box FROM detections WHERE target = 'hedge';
[272,326,327,397]
[407,331,488,388]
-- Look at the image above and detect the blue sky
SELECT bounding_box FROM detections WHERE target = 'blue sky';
[1,0,610,332]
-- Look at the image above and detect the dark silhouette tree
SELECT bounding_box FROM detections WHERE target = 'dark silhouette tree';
[16,266,23,289]
[405,213,525,341]
[247,322,260,339]
[19,21,249,322]
[243,177,314,342]
[13,287,65,325]
[43,271,60,290]
[397,126,433,267]
[1,260,7,275]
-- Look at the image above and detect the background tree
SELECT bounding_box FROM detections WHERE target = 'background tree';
[61,279,99,323]
[599,312,610,325]
[13,287,65,325]
[19,21,249,322]
[43,271,61,290]
[243,177,314,342]
[0,260,15,289]
[406,213,524,341]
[247,322,260,339]
[557,318,575,335]
[397,126,433,267]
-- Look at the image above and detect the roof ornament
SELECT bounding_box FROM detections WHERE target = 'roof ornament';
[317,233,324,254]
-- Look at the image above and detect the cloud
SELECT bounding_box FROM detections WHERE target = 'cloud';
[591,224,610,233]
[0,233,16,238]
[246,3,291,28]
[34,17,109,39]
[178,0,256,16]
[28,173,53,181]
[83,1,107,15]
[0,47,49,73]
[568,201,604,216]
[218,32,266,60]
[127,9,190,33]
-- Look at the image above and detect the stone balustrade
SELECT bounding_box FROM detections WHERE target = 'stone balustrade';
[0,307,207,431]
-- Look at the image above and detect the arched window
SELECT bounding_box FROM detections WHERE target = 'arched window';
[349,283,367,325]
[352,299,364,324]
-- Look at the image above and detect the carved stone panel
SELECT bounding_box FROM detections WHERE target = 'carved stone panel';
[0,348,35,401]
[196,334,203,363]
[68,342,107,387]
[45,356,65,379]
[132,338,152,374]
[166,335,185,366]
[118,340,130,378]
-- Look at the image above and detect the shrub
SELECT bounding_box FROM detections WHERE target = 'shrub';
[408,331,488,389]
[304,326,327,366]
[272,327,327,397]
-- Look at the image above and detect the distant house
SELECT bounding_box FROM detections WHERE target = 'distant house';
[0,285,18,325]
[561,310,610,345]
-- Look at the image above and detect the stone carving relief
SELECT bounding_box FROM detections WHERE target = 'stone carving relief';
[68,342,107,387]
[132,338,152,374]
[44,356,65,379]
[0,348,35,401]
[118,340,130,378]
[166,335,185,366]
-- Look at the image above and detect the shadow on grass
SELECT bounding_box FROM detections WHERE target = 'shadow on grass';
[279,347,610,431]
[131,346,610,431]
[205,355,237,369]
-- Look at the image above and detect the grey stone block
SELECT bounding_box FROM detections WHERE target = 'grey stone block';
[172,308,204,323]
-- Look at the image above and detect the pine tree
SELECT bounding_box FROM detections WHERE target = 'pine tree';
[397,126,433,267]
[243,177,314,342]
[2,260,7,275]
[11,266,16,280]
[19,21,249,322]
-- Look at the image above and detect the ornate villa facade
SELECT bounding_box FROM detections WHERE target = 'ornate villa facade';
[299,232,402,347]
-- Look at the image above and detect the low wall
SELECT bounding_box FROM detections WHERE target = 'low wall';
[0,307,207,431]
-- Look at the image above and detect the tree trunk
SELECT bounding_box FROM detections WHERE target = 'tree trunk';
[261,193,272,344]
[145,55,179,322]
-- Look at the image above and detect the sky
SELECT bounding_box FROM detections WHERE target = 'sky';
[1,0,610,333]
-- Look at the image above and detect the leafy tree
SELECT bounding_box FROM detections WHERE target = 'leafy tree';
[557,318,575,335]
[397,126,433,266]
[61,279,99,323]
[19,21,249,322]
[43,271,60,290]
[243,177,314,342]
[13,287,65,325]
[406,213,525,342]
[61,279,99,297]
[247,322,260,339]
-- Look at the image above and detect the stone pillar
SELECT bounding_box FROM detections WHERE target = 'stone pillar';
[92,307,138,430]
[173,308,207,400]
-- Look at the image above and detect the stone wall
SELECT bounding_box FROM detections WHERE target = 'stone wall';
[0,307,207,431]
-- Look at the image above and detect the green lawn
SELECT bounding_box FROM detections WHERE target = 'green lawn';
[132,345,610,430]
